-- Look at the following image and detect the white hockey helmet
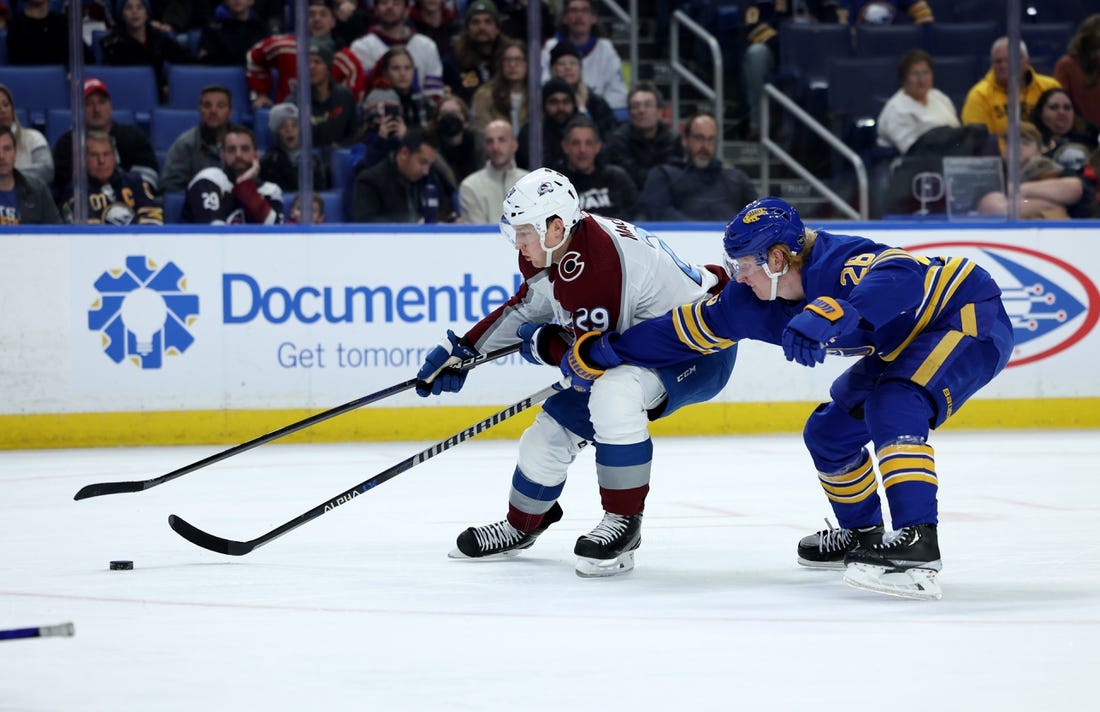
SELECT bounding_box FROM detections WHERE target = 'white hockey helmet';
[499,168,582,257]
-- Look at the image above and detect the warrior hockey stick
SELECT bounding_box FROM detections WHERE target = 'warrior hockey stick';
[0,622,75,641]
[73,344,522,501]
[168,380,562,556]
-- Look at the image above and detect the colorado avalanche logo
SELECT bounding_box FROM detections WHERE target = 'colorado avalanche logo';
[557,250,585,282]
[537,181,554,196]
[906,241,1099,367]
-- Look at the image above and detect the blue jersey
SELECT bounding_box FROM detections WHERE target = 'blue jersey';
[611,230,1003,368]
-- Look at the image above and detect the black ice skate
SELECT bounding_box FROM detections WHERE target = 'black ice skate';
[797,518,884,569]
[574,512,642,578]
[843,524,943,600]
[449,502,563,560]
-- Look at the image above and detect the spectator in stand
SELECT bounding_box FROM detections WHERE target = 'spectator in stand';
[638,113,758,221]
[458,118,527,224]
[143,0,283,34]
[60,131,163,225]
[603,82,682,190]
[1030,87,1097,175]
[0,85,53,188]
[184,124,284,223]
[540,0,627,112]
[876,49,960,155]
[444,0,508,105]
[741,1,842,140]
[471,38,529,133]
[557,116,637,219]
[353,127,452,222]
[549,41,617,142]
[160,84,234,192]
[7,0,93,66]
[353,87,408,171]
[430,94,484,186]
[247,0,368,108]
[197,0,270,66]
[0,2,8,30]
[516,77,578,170]
[349,0,445,101]
[962,37,1063,149]
[53,79,160,197]
[101,0,194,103]
[1055,14,1100,132]
[288,192,326,223]
[409,0,460,60]
[309,37,359,148]
[259,103,329,192]
[374,47,436,130]
[0,126,62,225]
[500,0,554,45]
[976,121,1094,219]
[332,0,370,48]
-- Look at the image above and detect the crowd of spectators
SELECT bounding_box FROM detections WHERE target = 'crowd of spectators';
[3,1,1100,225]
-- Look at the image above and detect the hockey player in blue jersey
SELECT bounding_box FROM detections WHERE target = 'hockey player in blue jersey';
[564,197,1014,599]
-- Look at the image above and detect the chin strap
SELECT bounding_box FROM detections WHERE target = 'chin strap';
[761,262,789,301]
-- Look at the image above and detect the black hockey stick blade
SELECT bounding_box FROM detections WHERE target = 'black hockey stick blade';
[73,343,521,501]
[168,381,562,556]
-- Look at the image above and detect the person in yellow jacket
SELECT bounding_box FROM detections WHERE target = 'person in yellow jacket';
[962,36,1062,147]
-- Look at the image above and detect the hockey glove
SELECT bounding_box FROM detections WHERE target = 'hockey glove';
[781,297,859,367]
[517,322,567,366]
[560,331,623,392]
[416,329,478,397]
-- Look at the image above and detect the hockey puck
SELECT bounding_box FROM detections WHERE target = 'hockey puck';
[109,560,133,571]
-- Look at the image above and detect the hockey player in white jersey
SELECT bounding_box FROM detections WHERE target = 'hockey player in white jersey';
[415,168,736,577]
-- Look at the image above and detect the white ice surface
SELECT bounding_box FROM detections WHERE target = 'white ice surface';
[2,430,1098,711]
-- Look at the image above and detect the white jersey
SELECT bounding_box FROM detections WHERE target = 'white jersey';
[541,37,628,111]
[466,212,722,352]
[349,31,444,99]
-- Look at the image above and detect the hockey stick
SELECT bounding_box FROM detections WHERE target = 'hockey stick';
[73,344,522,501]
[168,380,561,556]
[0,622,75,641]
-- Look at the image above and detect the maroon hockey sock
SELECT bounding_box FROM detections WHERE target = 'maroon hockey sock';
[599,484,649,517]
[507,504,547,532]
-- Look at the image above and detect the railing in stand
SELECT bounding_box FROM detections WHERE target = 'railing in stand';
[761,83,868,220]
[669,10,723,154]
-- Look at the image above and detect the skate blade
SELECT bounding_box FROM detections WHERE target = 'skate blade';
[843,562,943,601]
[797,557,846,570]
[447,548,523,561]
[575,550,635,578]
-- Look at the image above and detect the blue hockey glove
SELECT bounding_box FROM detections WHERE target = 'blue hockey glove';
[416,330,478,397]
[560,331,623,392]
[781,297,859,367]
[517,322,567,366]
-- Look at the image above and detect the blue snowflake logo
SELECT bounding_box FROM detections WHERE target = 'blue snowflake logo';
[87,256,200,369]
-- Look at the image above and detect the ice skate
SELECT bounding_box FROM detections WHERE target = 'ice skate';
[449,502,563,560]
[843,524,943,601]
[574,511,642,578]
[797,518,884,569]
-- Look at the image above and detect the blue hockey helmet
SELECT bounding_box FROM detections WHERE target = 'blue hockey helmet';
[722,197,805,265]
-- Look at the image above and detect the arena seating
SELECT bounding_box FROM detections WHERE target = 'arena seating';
[0,65,69,127]
[86,66,159,126]
[166,64,252,125]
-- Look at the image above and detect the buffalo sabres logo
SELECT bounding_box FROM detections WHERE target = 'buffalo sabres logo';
[537,181,555,196]
[557,250,585,282]
[742,207,766,223]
